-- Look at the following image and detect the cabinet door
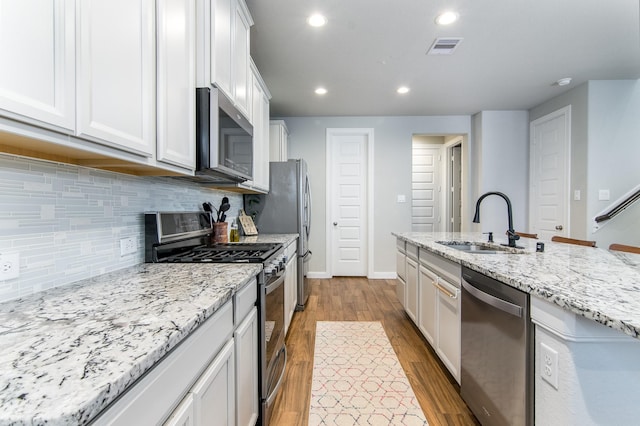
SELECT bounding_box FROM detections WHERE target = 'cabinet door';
[235,308,259,426]
[396,249,406,281]
[269,121,288,162]
[0,0,75,131]
[163,393,194,426]
[418,265,437,346]
[436,278,461,382]
[191,339,235,426]
[77,0,155,156]
[212,0,232,97]
[156,0,195,169]
[232,0,251,116]
[248,65,270,191]
[405,256,418,324]
[288,254,298,324]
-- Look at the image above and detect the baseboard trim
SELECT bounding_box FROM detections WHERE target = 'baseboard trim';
[307,272,398,280]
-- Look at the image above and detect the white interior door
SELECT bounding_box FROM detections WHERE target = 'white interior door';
[530,106,571,240]
[327,129,371,276]
[412,143,441,231]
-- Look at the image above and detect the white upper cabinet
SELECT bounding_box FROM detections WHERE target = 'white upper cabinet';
[269,120,289,162]
[211,0,233,96]
[76,0,156,157]
[247,61,270,192]
[0,0,75,131]
[205,0,253,117]
[232,0,251,115]
[156,0,196,170]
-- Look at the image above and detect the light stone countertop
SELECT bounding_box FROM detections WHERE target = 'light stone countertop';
[394,232,640,340]
[239,233,298,246]
[0,262,262,425]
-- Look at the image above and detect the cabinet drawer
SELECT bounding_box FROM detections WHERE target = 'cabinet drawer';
[396,238,406,253]
[235,278,257,325]
[419,248,460,286]
[406,243,419,261]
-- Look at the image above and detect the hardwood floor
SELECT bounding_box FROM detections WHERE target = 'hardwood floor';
[270,277,480,426]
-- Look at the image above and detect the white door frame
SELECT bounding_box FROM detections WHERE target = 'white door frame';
[325,128,375,278]
[529,105,572,238]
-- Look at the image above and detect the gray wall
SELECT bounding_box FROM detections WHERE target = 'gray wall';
[471,111,530,237]
[283,115,472,277]
[586,80,640,247]
[0,154,241,302]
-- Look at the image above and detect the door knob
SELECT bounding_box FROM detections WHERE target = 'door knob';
[333,222,338,226]
[555,225,563,230]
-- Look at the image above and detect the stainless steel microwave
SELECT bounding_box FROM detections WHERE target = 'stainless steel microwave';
[195,87,253,183]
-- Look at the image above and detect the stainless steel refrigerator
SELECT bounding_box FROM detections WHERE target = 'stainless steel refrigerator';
[246,159,312,310]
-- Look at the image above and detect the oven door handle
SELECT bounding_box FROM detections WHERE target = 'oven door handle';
[265,271,285,295]
[265,346,287,406]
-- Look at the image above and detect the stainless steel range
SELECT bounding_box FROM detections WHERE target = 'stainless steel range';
[145,211,287,426]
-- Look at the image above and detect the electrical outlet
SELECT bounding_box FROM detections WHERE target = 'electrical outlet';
[0,253,20,280]
[120,237,136,256]
[540,342,559,389]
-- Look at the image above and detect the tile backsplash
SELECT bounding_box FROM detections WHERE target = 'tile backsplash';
[0,154,242,302]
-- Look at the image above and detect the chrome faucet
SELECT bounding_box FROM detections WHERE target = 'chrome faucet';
[472,191,521,248]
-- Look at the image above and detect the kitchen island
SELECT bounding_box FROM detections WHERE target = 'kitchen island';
[0,262,261,425]
[394,231,640,425]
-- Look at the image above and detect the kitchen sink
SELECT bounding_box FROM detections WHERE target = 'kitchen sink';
[436,241,526,254]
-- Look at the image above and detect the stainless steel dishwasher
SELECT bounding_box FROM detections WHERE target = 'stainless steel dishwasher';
[460,266,533,426]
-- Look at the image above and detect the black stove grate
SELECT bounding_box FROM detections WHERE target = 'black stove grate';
[160,243,282,263]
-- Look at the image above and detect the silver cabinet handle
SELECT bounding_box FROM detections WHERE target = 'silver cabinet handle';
[333,222,338,226]
[555,225,563,230]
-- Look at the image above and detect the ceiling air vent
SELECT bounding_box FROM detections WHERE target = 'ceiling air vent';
[427,37,463,55]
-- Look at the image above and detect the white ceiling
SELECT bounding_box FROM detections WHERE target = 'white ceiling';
[245,0,640,117]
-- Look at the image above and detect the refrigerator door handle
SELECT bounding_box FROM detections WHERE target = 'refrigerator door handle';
[305,175,312,239]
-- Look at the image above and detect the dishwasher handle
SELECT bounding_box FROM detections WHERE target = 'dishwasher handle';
[462,279,523,318]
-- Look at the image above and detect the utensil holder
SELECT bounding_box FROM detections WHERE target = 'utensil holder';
[213,222,228,244]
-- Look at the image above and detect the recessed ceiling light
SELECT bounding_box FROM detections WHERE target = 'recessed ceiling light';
[555,77,572,86]
[307,13,327,27]
[435,11,459,25]
[315,87,327,95]
[397,86,410,94]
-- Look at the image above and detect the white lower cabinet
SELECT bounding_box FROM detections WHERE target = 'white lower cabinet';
[190,339,235,425]
[405,254,418,324]
[284,240,298,335]
[94,278,260,426]
[163,393,195,426]
[418,248,461,383]
[395,239,406,308]
[234,308,259,426]
[418,265,437,346]
[93,301,234,425]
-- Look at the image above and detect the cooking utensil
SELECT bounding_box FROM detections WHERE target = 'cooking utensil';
[202,202,216,224]
[218,202,230,222]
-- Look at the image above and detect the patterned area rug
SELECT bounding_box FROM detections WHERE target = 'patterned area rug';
[309,321,428,425]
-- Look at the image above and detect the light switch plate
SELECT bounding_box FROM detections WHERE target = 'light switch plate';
[573,190,581,201]
[397,194,406,203]
[598,189,610,201]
